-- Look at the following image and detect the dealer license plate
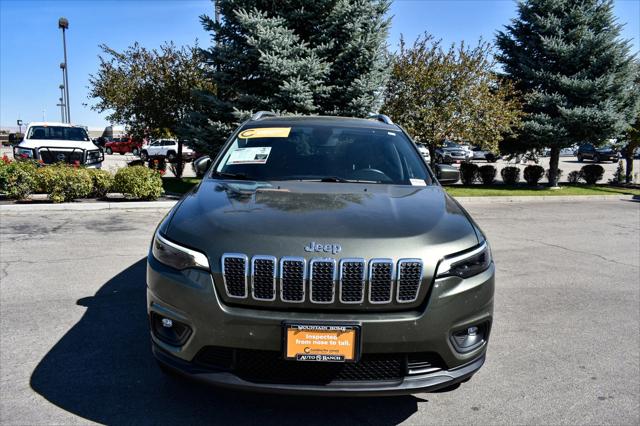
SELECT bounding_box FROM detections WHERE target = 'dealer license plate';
[284,324,359,362]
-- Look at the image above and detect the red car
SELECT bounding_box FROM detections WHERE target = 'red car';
[104,136,143,156]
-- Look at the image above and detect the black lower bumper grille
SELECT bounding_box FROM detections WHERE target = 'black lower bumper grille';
[193,347,445,385]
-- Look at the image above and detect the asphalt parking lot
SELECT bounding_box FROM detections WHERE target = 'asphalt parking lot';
[1,199,638,425]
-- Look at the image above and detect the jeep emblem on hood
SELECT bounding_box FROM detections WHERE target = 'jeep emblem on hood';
[304,241,342,255]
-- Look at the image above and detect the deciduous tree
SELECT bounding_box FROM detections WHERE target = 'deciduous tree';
[382,34,522,162]
[88,42,213,177]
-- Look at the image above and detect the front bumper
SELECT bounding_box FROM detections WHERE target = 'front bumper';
[147,256,494,395]
[153,342,485,396]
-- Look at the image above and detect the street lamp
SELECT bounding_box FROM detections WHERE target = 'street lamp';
[58,17,70,123]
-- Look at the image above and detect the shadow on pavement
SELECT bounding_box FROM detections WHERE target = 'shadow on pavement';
[30,259,420,425]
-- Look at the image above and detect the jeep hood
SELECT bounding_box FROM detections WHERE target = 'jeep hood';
[164,180,480,266]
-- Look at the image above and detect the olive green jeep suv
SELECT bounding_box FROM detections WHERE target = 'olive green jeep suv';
[147,113,494,395]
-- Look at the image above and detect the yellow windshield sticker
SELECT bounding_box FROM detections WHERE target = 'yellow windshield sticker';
[239,127,291,139]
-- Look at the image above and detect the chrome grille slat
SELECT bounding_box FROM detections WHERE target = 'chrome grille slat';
[397,259,423,303]
[368,259,394,304]
[221,254,248,298]
[280,257,306,303]
[309,259,336,304]
[251,255,276,301]
[339,259,365,304]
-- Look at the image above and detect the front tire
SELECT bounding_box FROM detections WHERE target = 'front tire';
[577,154,583,162]
[105,147,113,155]
[167,151,177,161]
[140,151,148,161]
[594,154,600,163]
[132,148,140,156]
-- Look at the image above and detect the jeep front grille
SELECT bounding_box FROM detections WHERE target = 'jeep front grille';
[280,257,305,302]
[309,259,336,304]
[221,254,248,298]
[369,260,394,304]
[339,259,365,303]
[251,256,276,301]
[396,259,424,303]
[221,254,425,306]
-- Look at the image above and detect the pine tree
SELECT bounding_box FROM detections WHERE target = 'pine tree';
[496,0,639,187]
[182,0,391,155]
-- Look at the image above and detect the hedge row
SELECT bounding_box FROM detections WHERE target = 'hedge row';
[0,157,163,202]
[458,163,605,186]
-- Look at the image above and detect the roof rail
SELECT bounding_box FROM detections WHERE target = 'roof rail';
[367,114,394,125]
[250,111,278,121]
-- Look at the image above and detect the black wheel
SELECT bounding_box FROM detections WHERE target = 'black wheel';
[167,151,177,161]
[105,147,113,155]
[132,148,140,156]
[140,151,148,161]
[436,155,443,164]
[594,154,600,163]
[119,151,125,155]
[577,154,583,162]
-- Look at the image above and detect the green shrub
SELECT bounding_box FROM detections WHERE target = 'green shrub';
[0,158,38,199]
[113,166,163,200]
[37,164,93,203]
[581,164,604,185]
[478,165,497,185]
[87,168,114,198]
[523,165,545,186]
[567,170,582,183]
[459,162,479,185]
[545,168,563,183]
[500,166,520,185]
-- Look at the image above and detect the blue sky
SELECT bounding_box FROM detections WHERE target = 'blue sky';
[1,0,638,128]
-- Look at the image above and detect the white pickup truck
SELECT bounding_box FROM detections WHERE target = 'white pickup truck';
[13,122,103,168]
[140,139,195,162]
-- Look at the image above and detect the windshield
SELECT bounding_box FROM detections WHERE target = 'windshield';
[213,124,432,185]
[27,126,90,142]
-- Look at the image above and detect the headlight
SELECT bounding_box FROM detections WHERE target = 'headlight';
[86,149,104,164]
[436,242,492,279]
[151,232,210,271]
[13,147,34,159]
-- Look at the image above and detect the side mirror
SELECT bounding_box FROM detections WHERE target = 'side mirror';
[435,164,460,185]
[193,155,212,178]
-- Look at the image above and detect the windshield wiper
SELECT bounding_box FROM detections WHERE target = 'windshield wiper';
[211,171,250,180]
[295,176,381,183]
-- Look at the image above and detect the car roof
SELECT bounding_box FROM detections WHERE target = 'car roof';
[27,122,78,128]
[243,115,399,131]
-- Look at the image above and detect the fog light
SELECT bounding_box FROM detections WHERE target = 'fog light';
[451,323,487,353]
[150,313,191,346]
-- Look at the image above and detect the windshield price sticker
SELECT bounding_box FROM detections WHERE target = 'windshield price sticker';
[239,127,291,139]
[226,147,272,165]
[285,324,357,362]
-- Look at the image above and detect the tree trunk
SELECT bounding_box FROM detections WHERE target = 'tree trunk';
[625,153,633,184]
[176,140,184,178]
[548,147,560,187]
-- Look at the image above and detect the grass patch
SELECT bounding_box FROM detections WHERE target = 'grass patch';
[445,184,640,197]
[163,177,201,195]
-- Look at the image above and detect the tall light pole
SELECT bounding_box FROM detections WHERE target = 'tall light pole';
[58,17,70,123]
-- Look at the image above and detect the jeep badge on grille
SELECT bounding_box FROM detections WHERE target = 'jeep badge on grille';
[304,241,342,255]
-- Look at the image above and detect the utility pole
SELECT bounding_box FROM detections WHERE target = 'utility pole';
[58,17,70,123]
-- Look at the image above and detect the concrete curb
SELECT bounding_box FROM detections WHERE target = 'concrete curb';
[0,200,178,212]
[0,194,636,212]
[454,194,637,203]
